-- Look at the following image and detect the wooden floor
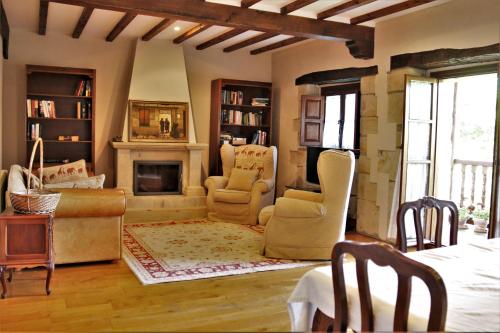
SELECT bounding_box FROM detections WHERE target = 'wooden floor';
[0,212,377,332]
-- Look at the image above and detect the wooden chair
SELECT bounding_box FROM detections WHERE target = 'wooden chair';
[396,196,459,253]
[325,241,447,332]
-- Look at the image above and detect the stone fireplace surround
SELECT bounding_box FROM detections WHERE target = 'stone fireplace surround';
[111,141,207,210]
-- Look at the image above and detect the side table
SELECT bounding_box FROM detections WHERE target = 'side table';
[0,208,54,298]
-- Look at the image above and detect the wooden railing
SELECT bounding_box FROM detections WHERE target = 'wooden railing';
[453,159,493,208]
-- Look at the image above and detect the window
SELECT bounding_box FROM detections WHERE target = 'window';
[300,84,360,153]
[322,84,360,151]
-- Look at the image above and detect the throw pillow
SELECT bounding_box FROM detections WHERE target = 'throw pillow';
[22,167,41,189]
[225,168,258,192]
[44,174,105,189]
[40,159,88,184]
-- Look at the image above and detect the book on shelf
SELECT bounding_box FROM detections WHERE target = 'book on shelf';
[221,90,243,105]
[76,101,92,119]
[26,99,56,118]
[75,79,92,97]
[251,130,267,145]
[251,97,270,106]
[29,123,41,140]
[221,109,263,126]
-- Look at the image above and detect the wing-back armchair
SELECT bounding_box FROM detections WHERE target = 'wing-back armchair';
[261,150,355,259]
[205,144,277,225]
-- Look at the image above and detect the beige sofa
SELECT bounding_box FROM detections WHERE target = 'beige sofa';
[205,144,277,225]
[7,165,126,264]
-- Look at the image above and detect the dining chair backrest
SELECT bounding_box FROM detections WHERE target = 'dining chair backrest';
[396,196,459,253]
[331,241,447,332]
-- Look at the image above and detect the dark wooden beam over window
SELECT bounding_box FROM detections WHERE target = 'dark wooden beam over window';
[280,0,318,15]
[0,0,9,59]
[391,43,500,70]
[39,0,49,35]
[173,23,211,44]
[106,12,136,42]
[250,36,306,55]
[317,0,376,20]
[223,32,277,53]
[72,7,94,38]
[350,0,436,25]
[295,66,378,85]
[142,18,173,41]
[196,28,246,50]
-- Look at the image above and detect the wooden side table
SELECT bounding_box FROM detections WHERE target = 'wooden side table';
[0,208,54,298]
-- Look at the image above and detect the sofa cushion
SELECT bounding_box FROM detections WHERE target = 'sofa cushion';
[44,174,105,189]
[40,159,88,184]
[8,165,27,194]
[225,168,258,192]
[214,189,251,204]
[22,167,41,189]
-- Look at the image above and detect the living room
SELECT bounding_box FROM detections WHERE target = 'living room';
[0,0,499,331]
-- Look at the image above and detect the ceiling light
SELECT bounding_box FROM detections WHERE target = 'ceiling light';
[174,26,181,31]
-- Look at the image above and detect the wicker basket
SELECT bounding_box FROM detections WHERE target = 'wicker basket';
[10,138,61,214]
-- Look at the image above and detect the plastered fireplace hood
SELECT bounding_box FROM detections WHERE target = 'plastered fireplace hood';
[121,39,197,143]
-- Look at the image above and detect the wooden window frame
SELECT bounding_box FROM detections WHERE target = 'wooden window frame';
[320,83,361,155]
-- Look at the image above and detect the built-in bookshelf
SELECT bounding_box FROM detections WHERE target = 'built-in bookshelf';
[25,65,96,171]
[209,79,272,176]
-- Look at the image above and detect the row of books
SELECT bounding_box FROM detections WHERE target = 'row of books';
[221,109,263,126]
[221,90,244,105]
[75,80,92,97]
[251,130,267,145]
[76,101,92,119]
[29,123,41,140]
[26,99,56,118]
[251,97,270,106]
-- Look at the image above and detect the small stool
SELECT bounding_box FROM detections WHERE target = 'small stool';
[258,205,274,226]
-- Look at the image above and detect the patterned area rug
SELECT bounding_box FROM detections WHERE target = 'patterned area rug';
[123,220,314,285]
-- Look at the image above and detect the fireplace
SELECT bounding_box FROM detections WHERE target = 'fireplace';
[133,161,182,195]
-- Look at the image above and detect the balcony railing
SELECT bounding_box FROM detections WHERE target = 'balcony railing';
[452,159,493,209]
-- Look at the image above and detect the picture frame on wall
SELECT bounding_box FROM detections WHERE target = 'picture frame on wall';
[128,100,189,142]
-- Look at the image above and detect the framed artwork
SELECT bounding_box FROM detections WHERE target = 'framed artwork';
[129,100,189,142]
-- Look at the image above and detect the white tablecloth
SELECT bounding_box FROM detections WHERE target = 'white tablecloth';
[288,238,500,332]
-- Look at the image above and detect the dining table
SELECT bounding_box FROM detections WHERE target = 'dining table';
[288,237,500,332]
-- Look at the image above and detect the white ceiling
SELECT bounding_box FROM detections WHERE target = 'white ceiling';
[3,0,450,53]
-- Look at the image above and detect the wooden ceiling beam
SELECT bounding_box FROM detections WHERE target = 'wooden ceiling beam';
[72,7,94,38]
[280,0,318,15]
[49,0,374,42]
[173,23,211,44]
[39,0,49,35]
[240,0,261,8]
[250,36,306,55]
[317,0,376,20]
[350,0,437,25]
[142,18,173,41]
[223,32,277,53]
[196,28,246,50]
[106,12,136,42]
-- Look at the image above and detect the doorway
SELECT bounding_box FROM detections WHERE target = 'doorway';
[401,67,498,242]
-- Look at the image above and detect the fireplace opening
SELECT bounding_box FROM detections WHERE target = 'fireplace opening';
[133,161,182,195]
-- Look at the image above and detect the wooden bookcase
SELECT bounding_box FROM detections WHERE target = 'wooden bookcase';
[25,65,95,171]
[209,79,272,176]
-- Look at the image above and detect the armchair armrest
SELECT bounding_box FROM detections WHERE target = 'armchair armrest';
[204,176,229,190]
[252,178,274,194]
[273,197,326,218]
[284,189,323,203]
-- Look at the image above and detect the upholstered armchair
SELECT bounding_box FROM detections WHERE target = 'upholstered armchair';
[205,144,277,225]
[260,150,355,259]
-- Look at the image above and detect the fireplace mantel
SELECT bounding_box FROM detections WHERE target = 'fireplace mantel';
[110,141,207,199]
